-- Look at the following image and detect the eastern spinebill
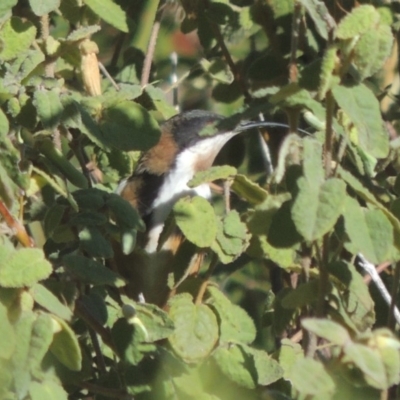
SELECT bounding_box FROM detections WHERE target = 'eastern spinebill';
[114,109,296,303]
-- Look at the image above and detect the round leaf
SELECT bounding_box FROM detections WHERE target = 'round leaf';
[99,101,160,151]
[174,196,217,248]
[168,294,218,363]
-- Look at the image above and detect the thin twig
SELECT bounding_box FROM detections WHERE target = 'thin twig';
[75,299,117,353]
[99,62,120,91]
[388,261,400,329]
[0,200,34,247]
[141,0,166,87]
[363,262,391,284]
[223,180,231,213]
[209,22,251,102]
[289,1,302,83]
[88,328,107,376]
[195,253,219,305]
[324,90,335,178]
[79,382,133,400]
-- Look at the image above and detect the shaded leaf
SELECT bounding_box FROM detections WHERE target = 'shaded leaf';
[78,226,114,258]
[299,0,335,40]
[99,101,161,151]
[63,254,126,287]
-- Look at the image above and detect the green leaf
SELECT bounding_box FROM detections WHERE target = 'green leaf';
[0,108,9,139]
[0,246,52,288]
[278,338,304,379]
[78,226,114,258]
[298,0,335,40]
[106,193,144,230]
[211,211,250,264]
[205,286,256,344]
[144,86,177,119]
[168,294,218,363]
[200,58,234,84]
[336,5,380,39]
[36,138,88,189]
[28,313,54,373]
[291,177,346,241]
[288,358,335,396]
[12,311,35,398]
[188,165,237,188]
[212,345,256,389]
[301,318,350,346]
[33,88,63,130]
[111,318,156,365]
[99,101,161,151]
[32,284,72,321]
[63,254,126,287]
[83,0,128,32]
[29,0,60,16]
[124,301,175,342]
[328,261,375,331]
[0,17,37,61]
[339,167,400,251]
[50,316,82,371]
[344,343,387,389]
[353,25,393,80]
[29,379,68,400]
[0,0,17,18]
[66,25,101,42]
[332,84,389,158]
[318,45,339,99]
[174,196,217,248]
[231,174,268,205]
[302,137,324,185]
[281,281,319,309]
[0,302,15,359]
[343,197,393,264]
[246,346,284,385]
[247,235,296,268]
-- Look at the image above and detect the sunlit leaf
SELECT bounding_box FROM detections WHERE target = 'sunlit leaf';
[168,294,218,363]
[174,196,217,248]
[83,0,128,32]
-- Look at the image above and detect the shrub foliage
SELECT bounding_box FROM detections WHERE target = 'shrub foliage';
[1,0,400,399]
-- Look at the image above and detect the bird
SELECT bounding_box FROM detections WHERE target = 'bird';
[114,109,297,304]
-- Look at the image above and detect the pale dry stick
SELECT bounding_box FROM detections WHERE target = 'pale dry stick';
[141,0,166,87]
[99,62,120,91]
[358,253,400,325]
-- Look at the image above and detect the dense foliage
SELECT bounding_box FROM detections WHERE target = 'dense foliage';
[1,0,400,399]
